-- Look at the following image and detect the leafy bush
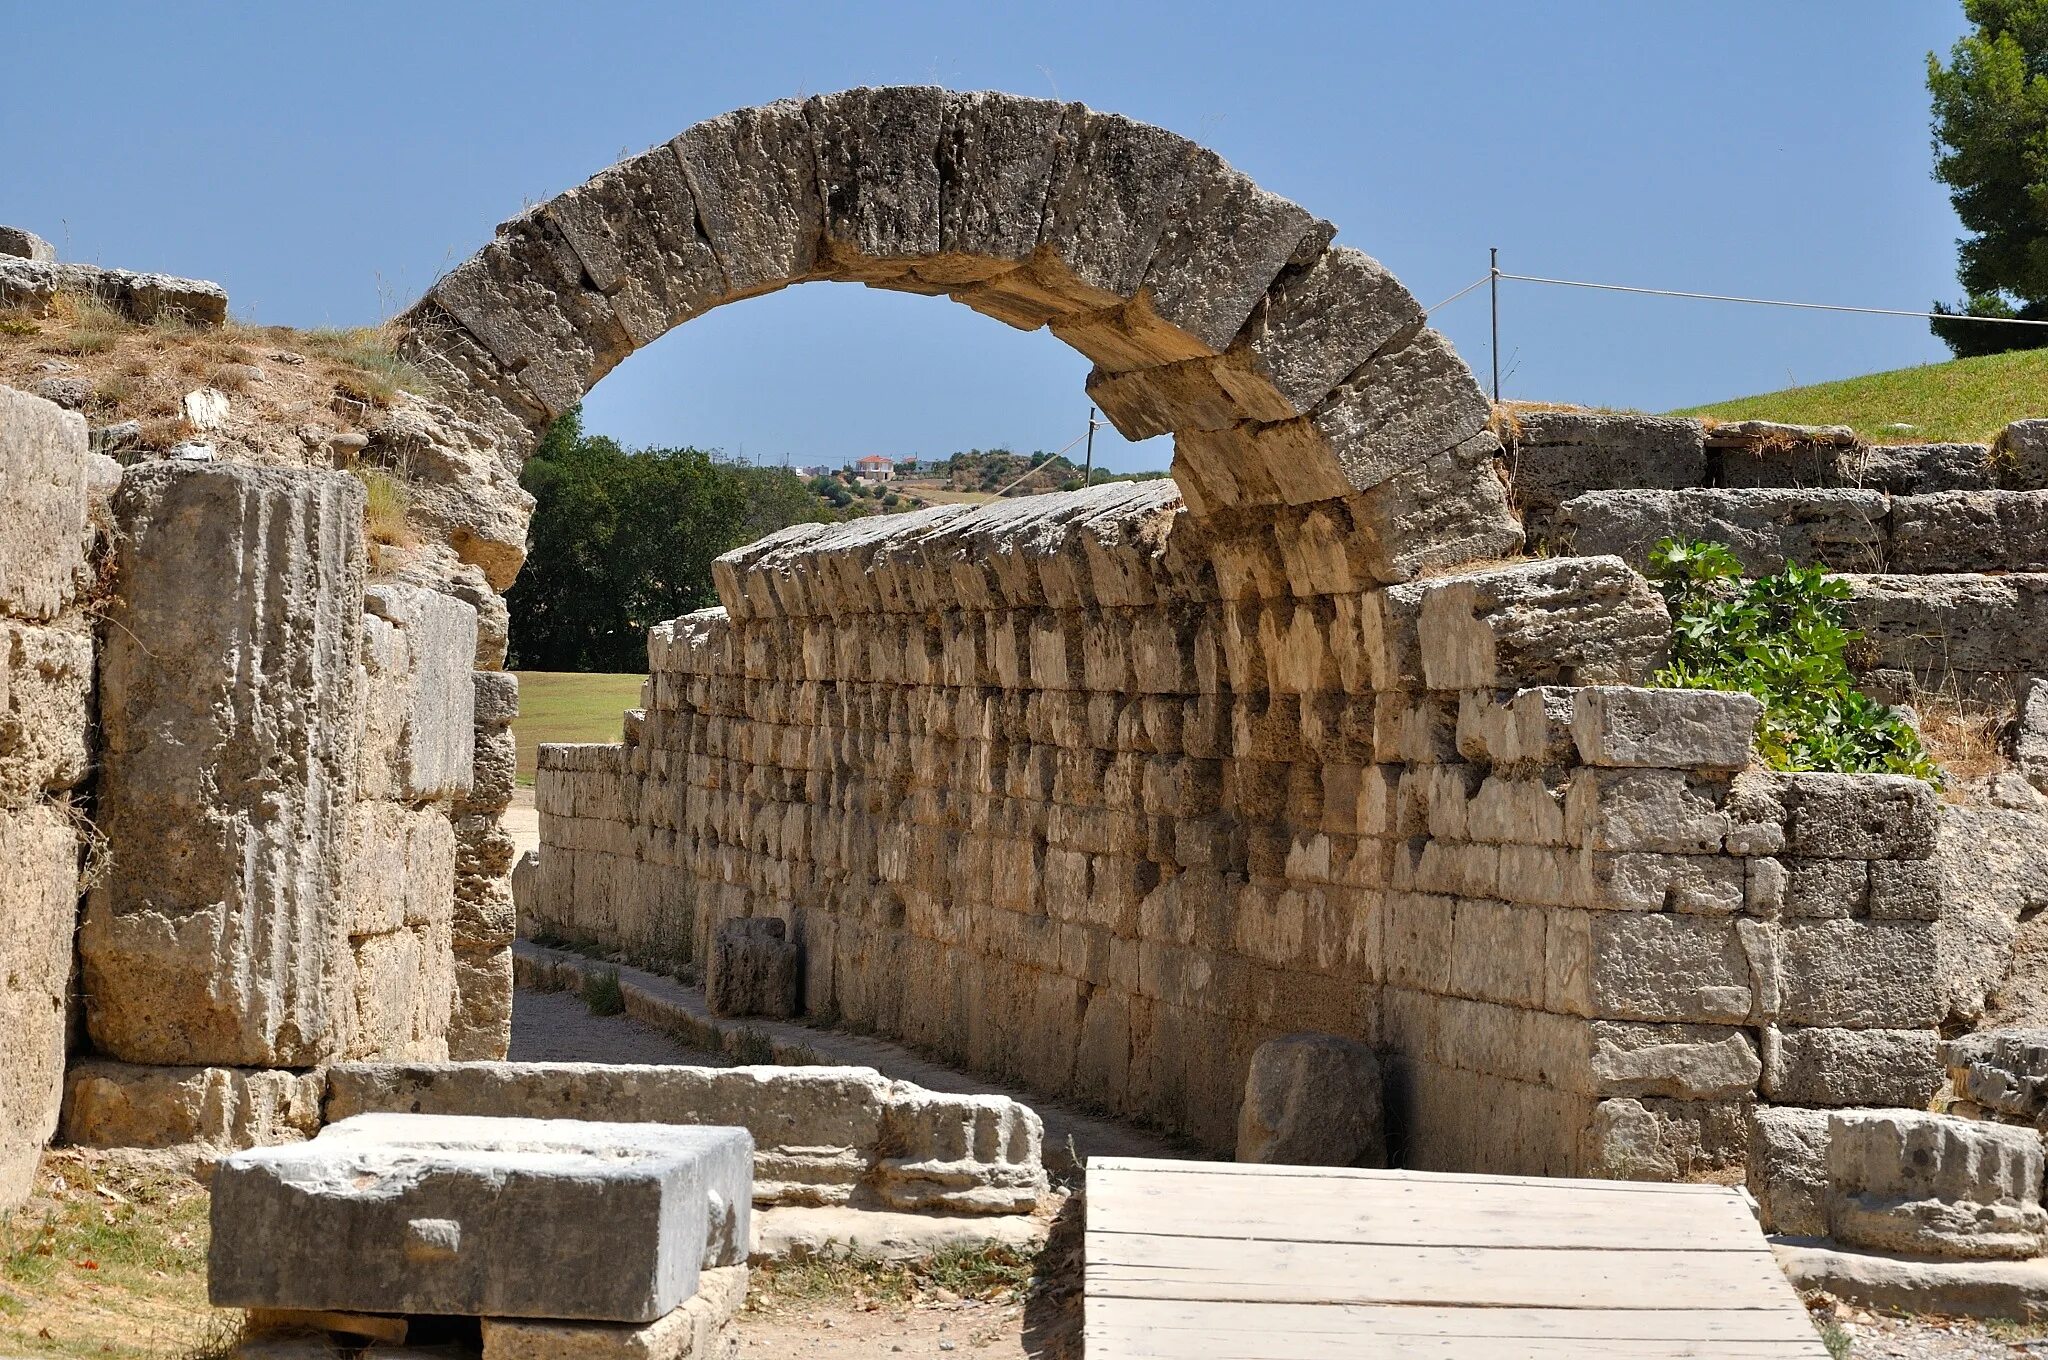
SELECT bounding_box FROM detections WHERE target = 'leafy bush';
[1645,539,1939,780]
[580,966,626,1017]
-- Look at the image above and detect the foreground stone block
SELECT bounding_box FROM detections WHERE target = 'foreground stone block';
[483,1264,746,1360]
[59,1059,324,1152]
[1827,1110,2048,1260]
[84,463,366,1066]
[359,583,478,804]
[211,1113,753,1323]
[0,385,90,622]
[0,805,79,1206]
[1235,1032,1385,1167]
[706,918,798,1019]
[1748,1105,1834,1236]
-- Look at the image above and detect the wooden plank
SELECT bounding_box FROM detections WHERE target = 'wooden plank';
[1085,1234,1798,1310]
[1088,1156,1735,1195]
[1084,1323,1824,1359]
[1086,1166,1765,1251]
[1086,1298,1823,1342]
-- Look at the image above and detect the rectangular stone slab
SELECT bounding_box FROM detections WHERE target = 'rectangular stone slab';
[209,1113,753,1323]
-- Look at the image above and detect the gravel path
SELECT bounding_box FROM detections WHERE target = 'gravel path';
[509,985,736,1065]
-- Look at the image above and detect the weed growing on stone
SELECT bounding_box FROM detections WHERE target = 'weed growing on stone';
[355,467,416,550]
[1646,538,1940,780]
[580,966,626,1017]
[728,1027,776,1065]
[1816,1317,1851,1359]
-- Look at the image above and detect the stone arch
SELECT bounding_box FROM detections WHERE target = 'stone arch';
[398,86,1518,570]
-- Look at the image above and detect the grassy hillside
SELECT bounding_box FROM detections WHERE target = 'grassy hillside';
[511,671,647,784]
[1672,346,2048,444]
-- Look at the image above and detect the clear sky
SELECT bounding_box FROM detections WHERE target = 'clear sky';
[2,2,1975,472]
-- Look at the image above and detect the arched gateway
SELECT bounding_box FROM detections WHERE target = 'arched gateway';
[399,86,1516,562]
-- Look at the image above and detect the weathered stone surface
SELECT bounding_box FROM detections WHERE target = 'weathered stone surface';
[1235,1032,1384,1166]
[1948,1029,2048,1124]
[1776,920,1941,1028]
[448,943,514,1061]
[933,91,1065,270]
[806,86,946,267]
[706,917,799,1020]
[1776,1239,2048,1325]
[1748,1105,1834,1236]
[84,462,365,1066]
[2020,680,2048,795]
[1843,573,2048,700]
[1572,686,1760,771]
[1994,420,2048,491]
[1559,487,1889,574]
[481,1264,747,1360]
[373,404,535,593]
[0,226,54,262]
[1308,328,1492,493]
[1889,491,2048,573]
[544,146,725,346]
[1414,557,1669,691]
[1037,108,1204,312]
[1762,1026,1943,1108]
[1587,1021,1759,1100]
[59,1059,324,1152]
[670,99,824,302]
[1565,768,1730,856]
[873,1087,1048,1214]
[360,583,479,803]
[1775,773,1939,860]
[210,1113,754,1322]
[0,258,228,326]
[1931,780,2048,1024]
[0,805,78,1206]
[1827,1110,2048,1260]
[1852,442,1996,493]
[1138,161,1330,357]
[0,385,90,622]
[0,620,91,810]
[343,801,455,938]
[1506,411,1708,541]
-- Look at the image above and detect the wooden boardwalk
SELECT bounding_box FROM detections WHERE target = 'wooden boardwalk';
[1084,1158,1829,1358]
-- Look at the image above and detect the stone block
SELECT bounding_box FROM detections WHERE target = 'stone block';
[1747,1105,1833,1236]
[0,226,54,262]
[1588,1021,1760,1100]
[1775,919,1940,1028]
[1762,1026,1942,1108]
[0,619,91,810]
[1571,911,1753,1023]
[1850,442,1993,494]
[1890,491,2048,573]
[1235,1032,1385,1167]
[447,943,514,1062]
[1827,1110,2048,1260]
[1843,573,2048,700]
[1580,1095,1749,1180]
[343,801,455,937]
[2019,679,2048,795]
[1341,433,1524,582]
[0,384,90,621]
[1994,420,2048,491]
[481,1264,747,1360]
[1559,487,1888,574]
[1565,768,1729,855]
[1506,411,1708,541]
[542,146,725,346]
[1572,686,1761,771]
[873,1086,1049,1214]
[59,1059,324,1151]
[1307,328,1491,492]
[347,919,453,1061]
[1414,556,1669,690]
[84,463,365,1067]
[1776,772,1939,860]
[360,583,479,803]
[706,918,799,1020]
[211,1113,754,1322]
[0,805,78,1206]
[0,258,229,326]
[671,99,823,303]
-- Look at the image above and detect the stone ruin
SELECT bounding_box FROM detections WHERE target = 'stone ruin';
[7,83,2048,1321]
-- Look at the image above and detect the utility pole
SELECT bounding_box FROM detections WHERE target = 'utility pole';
[1489,247,1501,405]
[1083,406,1099,486]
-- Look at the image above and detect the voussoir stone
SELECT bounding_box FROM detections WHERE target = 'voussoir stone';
[83,462,366,1067]
[209,1113,754,1323]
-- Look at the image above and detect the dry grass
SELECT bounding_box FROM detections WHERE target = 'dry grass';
[1915,689,2010,789]
[355,467,416,549]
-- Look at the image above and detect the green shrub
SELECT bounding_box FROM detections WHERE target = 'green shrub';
[1646,539,1939,781]
[581,966,626,1017]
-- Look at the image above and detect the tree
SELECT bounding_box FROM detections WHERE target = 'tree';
[506,408,836,671]
[1928,1,2048,356]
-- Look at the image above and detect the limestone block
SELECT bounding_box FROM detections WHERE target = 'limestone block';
[475,669,519,731]
[1572,686,1761,771]
[210,1113,754,1322]
[1827,1110,2048,1260]
[1747,1105,1834,1236]
[0,619,91,809]
[470,727,517,811]
[1565,768,1729,855]
[1843,573,2048,699]
[482,1264,747,1360]
[1037,109,1205,312]
[1762,1026,1942,1108]
[0,805,78,1206]
[543,146,724,346]
[874,1085,1049,1213]
[2020,679,2048,794]
[1235,1032,1385,1167]
[1850,442,1993,494]
[706,918,799,1019]
[448,943,513,1061]
[1416,556,1668,691]
[933,91,1066,269]
[1994,420,2048,490]
[1223,245,1423,420]
[671,99,824,301]
[85,462,365,1067]
[1776,920,1940,1028]
[806,86,945,266]
[1890,491,2048,573]
[0,258,228,327]
[1947,1030,2048,1123]
[511,849,539,931]
[1709,422,1858,487]
[343,801,455,937]
[1569,912,1753,1023]
[0,385,90,621]
[1454,686,1577,769]
[0,226,54,261]
[1572,850,1744,915]
[347,917,453,1062]
[1341,433,1524,583]
[59,1059,324,1152]
[1507,412,1708,540]
[1308,328,1492,493]
[1782,857,1870,918]
[1138,161,1331,358]
[1589,1021,1760,1101]
[1776,772,1939,859]
[360,583,478,803]
[1580,1095,1748,1181]
[1559,487,1888,573]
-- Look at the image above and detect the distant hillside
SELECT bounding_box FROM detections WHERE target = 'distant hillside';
[1672,346,2048,444]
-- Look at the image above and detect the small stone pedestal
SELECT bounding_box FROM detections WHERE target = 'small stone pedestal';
[706,918,799,1019]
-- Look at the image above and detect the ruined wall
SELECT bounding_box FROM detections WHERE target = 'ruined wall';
[0,388,93,1204]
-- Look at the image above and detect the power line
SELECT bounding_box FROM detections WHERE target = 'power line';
[1434,266,2048,328]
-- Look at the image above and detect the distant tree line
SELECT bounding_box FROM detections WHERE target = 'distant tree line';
[506,408,833,672]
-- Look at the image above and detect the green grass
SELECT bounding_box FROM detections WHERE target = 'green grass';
[510,671,648,785]
[1672,345,2048,444]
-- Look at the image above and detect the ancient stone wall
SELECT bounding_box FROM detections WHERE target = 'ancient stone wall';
[0,387,93,1205]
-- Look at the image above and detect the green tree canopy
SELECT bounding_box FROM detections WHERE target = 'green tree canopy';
[1928,0,2048,355]
[506,408,833,671]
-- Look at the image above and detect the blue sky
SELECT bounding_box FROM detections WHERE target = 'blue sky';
[3,2,1974,472]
